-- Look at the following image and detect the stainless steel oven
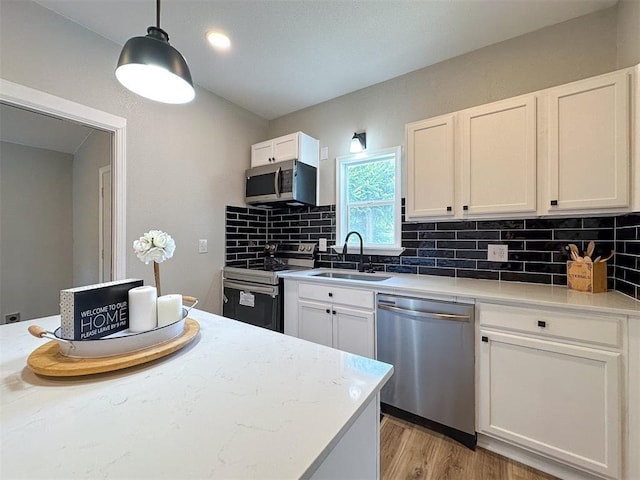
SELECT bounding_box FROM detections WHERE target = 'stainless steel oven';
[222,243,316,332]
[222,268,283,332]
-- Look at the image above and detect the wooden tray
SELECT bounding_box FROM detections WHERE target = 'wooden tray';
[27,318,200,377]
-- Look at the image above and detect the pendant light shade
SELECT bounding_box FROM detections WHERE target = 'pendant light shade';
[115,1,195,104]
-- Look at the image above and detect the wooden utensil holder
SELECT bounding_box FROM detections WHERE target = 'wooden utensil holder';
[566,261,607,293]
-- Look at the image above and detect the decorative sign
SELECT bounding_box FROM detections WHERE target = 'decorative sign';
[239,291,255,307]
[60,279,144,340]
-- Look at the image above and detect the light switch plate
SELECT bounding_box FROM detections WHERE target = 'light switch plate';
[488,244,508,262]
[198,239,208,253]
[319,238,327,252]
[320,146,329,161]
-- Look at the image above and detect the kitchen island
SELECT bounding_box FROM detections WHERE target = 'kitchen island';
[0,309,393,479]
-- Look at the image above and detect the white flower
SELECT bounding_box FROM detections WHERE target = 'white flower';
[133,230,176,264]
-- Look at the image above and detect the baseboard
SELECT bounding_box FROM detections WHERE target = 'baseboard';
[477,434,606,480]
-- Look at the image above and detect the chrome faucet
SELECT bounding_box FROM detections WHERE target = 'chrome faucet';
[342,231,371,273]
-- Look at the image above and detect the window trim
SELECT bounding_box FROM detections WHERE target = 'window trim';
[335,146,403,255]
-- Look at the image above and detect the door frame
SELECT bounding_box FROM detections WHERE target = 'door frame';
[0,78,127,279]
[98,165,111,282]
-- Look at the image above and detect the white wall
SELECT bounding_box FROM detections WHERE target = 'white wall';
[617,0,640,68]
[268,7,619,205]
[73,129,111,286]
[0,1,268,314]
[0,141,73,322]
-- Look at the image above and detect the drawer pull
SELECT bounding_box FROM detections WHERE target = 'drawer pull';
[537,320,546,328]
[481,336,488,342]
[446,206,452,212]
[328,292,333,297]
[326,308,330,314]
[332,310,336,315]
[550,200,558,206]
[463,205,469,211]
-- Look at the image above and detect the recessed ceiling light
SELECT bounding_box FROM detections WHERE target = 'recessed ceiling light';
[206,30,231,50]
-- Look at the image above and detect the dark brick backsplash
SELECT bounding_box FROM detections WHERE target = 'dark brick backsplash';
[615,213,640,300]
[225,204,640,300]
[224,206,270,268]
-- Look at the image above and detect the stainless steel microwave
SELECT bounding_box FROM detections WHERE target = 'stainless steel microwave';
[245,159,317,207]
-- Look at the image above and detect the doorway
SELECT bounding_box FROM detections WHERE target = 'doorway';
[0,78,126,322]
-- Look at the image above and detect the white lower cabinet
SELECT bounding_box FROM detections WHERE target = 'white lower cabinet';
[478,303,623,479]
[298,300,374,358]
[285,280,375,359]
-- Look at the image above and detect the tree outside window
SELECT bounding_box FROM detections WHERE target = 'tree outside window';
[336,147,402,252]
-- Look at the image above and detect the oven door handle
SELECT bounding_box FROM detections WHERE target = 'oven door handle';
[224,280,278,297]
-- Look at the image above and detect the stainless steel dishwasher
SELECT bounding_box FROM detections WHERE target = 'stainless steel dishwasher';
[376,294,476,448]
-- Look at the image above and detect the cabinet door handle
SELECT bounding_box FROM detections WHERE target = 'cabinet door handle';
[328,292,333,297]
[463,205,469,211]
[550,200,558,206]
[481,336,488,342]
[446,206,452,212]
[537,320,546,328]
[332,310,336,315]
[326,308,330,314]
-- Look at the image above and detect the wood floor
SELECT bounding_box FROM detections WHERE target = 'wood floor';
[381,415,558,480]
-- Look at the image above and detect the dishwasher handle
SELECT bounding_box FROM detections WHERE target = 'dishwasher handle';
[377,303,471,322]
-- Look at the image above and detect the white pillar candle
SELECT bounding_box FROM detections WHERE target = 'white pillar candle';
[128,286,157,332]
[157,294,183,327]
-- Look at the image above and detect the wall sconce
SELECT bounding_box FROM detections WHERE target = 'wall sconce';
[350,132,366,153]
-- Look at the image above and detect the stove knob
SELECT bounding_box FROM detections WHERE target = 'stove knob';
[298,245,304,252]
[306,245,313,251]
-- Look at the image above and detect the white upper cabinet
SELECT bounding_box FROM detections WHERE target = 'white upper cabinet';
[251,140,274,166]
[545,70,631,214]
[405,65,636,221]
[406,115,456,219]
[459,95,537,217]
[272,134,298,162]
[250,132,319,168]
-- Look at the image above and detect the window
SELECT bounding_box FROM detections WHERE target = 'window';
[336,146,403,255]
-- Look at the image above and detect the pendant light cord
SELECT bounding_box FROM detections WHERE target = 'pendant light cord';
[156,0,161,29]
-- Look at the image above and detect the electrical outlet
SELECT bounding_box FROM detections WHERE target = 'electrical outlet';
[488,244,508,262]
[198,239,208,253]
[319,238,327,252]
[5,312,20,324]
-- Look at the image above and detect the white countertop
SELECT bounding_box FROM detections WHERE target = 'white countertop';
[281,269,640,316]
[0,309,393,479]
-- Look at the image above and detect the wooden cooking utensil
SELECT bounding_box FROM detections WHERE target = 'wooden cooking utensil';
[568,244,583,261]
[586,241,595,258]
[593,256,602,263]
[599,251,615,263]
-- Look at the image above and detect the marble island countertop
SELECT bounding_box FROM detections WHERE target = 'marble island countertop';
[280,269,640,316]
[0,309,393,479]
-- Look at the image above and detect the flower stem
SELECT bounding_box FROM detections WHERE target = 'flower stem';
[154,261,161,297]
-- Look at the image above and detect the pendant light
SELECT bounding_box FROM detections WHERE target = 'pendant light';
[115,0,195,104]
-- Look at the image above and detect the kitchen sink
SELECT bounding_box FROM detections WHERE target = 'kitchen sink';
[311,272,391,282]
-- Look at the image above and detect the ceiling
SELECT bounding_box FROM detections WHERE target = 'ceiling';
[35,0,617,120]
[0,103,95,154]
